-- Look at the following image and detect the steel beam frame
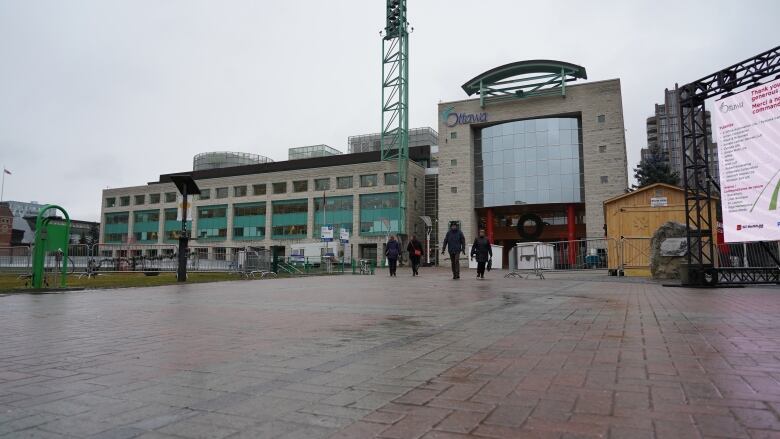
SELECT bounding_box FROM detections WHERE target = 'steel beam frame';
[380,0,409,235]
[679,45,780,286]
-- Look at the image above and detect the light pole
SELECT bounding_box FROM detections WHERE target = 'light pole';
[420,216,432,265]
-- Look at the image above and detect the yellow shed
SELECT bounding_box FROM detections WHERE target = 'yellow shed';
[603,183,719,277]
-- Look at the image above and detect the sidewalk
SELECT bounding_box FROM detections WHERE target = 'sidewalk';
[0,268,778,438]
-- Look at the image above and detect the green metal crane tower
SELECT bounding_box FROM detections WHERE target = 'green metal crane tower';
[380,0,409,235]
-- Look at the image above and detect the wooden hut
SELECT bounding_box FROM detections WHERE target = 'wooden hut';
[603,183,718,277]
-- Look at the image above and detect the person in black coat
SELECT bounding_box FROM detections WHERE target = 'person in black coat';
[385,235,401,277]
[441,223,466,279]
[470,229,493,279]
[407,235,423,276]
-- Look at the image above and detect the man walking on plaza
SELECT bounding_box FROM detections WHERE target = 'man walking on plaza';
[471,229,492,279]
[441,222,466,279]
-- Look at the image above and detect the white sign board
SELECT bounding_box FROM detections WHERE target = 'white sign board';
[321,225,334,242]
[339,228,350,243]
[650,197,668,208]
[176,195,194,221]
[713,77,780,242]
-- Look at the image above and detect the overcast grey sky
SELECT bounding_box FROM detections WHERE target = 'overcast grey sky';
[0,0,777,221]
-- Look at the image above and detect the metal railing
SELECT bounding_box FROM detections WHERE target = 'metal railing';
[717,241,780,268]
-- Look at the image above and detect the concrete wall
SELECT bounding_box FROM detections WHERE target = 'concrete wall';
[437,79,629,259]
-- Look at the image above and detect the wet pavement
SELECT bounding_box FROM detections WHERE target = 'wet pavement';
[1,269,780,438]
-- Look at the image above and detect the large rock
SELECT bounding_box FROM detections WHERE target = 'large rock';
[650,222,688,280]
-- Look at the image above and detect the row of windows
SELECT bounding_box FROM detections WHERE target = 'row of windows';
[105,193,400,241]
[106,193,175,208]
[105,173,404,208]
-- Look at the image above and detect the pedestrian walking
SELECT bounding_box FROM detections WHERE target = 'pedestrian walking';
[471,229,493,279]
[407,235,423,276]
[385,235,401,277]
[441,223,466,279]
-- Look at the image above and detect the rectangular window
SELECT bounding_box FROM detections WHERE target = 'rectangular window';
[105,197,116,208]
[133,231,158,242]
[133,211,160,223]
[314,178,330,191]
[451,159,458,166]
[359,193,400,236]
[104,212,129,225]
[360,174,378,187]
[120,196,130,206]
[293,180,308,192]
[414,177,418,188]
[384,172,399,186]
[149,193,160,204]
[314,195,353,234]
[196,205,227,241]
[337,176,353,189]
[198,206,227,219]
[233,203,266,216]
[597,114,606,123]
[164,209,177,221]
[450,132,457,139]
[271,199,308,239]
[273,182,287,194]
[600,176,609,184]
[253,184,267,196]
[134,195,145,205]
[234,185,247,197]
[198,228,227,240]
[599,145,607,153]
[215,187,228,199]
[451,187,458,193]
[165,192,177,203]
[199,188,211,200]
[234,226,265,239]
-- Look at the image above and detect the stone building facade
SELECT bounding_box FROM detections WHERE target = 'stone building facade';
[437,78,629,263]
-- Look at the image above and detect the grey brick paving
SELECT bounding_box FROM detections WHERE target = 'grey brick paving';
[1,270,780,438]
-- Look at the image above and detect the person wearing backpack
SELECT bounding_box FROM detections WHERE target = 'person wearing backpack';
[407,235,423,276]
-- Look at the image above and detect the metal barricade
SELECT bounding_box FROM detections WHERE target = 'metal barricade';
[717,241,780,268]
[0,246,32,274]
[90,244,178,274]
[237,247,276,278]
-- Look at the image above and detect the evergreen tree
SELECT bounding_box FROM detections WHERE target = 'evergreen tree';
[633,153,680,188]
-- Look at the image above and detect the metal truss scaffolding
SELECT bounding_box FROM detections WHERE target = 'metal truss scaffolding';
[380,0,409,235]
[679,45,780,286]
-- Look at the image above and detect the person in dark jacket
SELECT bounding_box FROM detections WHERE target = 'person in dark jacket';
[385,235,401,277]
[470,229,493,279]
[441,223,466,279]
[407,235,423,276]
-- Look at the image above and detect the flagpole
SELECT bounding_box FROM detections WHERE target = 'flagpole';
[1,167,5,202]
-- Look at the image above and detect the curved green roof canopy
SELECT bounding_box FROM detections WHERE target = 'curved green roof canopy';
[462,60,587,105]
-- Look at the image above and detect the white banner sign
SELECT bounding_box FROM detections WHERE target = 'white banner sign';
[176,195,194,221]
[713,77,780,242]
[339,228,350,243]
[321,225,334,242]
[650,197,668,208]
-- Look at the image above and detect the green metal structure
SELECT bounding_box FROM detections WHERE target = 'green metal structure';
[380,0,410,235]
[461,60,587,107]
[31,205,71,289]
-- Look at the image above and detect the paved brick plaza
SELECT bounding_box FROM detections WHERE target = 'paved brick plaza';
[1,270,780,438]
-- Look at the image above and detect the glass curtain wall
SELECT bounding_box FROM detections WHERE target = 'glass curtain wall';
[474,117,584,207]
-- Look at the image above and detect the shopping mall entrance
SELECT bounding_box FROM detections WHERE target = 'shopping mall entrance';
[476,203,586,268]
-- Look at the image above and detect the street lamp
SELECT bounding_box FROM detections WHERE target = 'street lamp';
[169,175,201,282]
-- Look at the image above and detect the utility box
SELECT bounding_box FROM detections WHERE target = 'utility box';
[603,183,719,277]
